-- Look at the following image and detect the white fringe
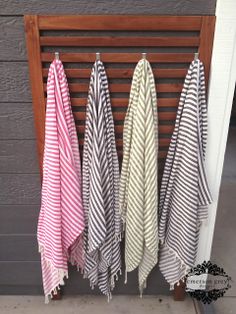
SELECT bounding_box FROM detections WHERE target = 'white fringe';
[159,240,191,290]
[114,232,122,242]
[107,292,112,303]
[39,244,68,304]
[110,267,122,289]
[139,278,147,298]
[124,270,128,284]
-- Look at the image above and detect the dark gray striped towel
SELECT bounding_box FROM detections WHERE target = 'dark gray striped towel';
[158,59,212,289]
[82,60,122,300]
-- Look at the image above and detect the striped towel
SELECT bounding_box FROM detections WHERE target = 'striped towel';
[37,59,85,302]
[158,59,212,289]
[119,59,159,293]
[82,60,122,300]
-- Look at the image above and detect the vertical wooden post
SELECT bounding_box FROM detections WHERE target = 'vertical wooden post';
[173,281,186,301]
[24,15,45,178]
[24,15,61,300]
[199,16,216,88]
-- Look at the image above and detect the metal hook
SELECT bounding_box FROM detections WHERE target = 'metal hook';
[55,52,59,60]
[142,52,147,60]
[194,52,199,61]
[96,52,100,61]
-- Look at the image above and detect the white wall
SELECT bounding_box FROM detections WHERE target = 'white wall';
[197,0,236,262]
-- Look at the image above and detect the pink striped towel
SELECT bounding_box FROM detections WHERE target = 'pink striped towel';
[37,59,85,302]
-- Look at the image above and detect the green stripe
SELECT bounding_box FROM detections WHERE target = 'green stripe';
[119,59,159,292]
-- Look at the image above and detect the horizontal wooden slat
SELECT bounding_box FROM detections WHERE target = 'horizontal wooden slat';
[38,15,202,31]
[70,97,179,107]
[26,15,216,192]
[73,111,176,121]
[40,36,200,47]
[76,124,174,134]
[118,152,167,159]
[78,148,168,162]
[158,151,168,159]
[78,138,171,148]
[41,52,193,63]
[44,83,183,93]
[42,68,188,79]
[113,151,164,159]
[79,147,168,159]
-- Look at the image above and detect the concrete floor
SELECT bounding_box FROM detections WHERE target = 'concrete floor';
[0,295,198,314]
[212,297,236,314]
[211,127,236,313]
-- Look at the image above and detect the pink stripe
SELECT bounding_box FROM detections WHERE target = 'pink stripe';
[37,59,85,300]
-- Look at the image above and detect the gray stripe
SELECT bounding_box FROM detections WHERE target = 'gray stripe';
[158,59,212,289]
[82,61,122,299]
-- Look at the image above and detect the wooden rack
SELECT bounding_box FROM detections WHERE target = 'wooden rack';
[24,15,215,299]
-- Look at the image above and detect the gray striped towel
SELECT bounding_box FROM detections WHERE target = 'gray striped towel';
[158,59,212,289]
[82,60,122,300]
[119,58,159,294]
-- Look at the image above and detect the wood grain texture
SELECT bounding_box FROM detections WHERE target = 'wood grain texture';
[0,174,40,205]
[0,17,26,61]
[78,139,170,148]
[0,0,216,15]
[24,15,46,176]
[0,62,31,102]
[0,205,39,234]
[173,281,186,301]
[0,235,39,261]
[0,262,42,286]
[43,68,188,79]
[0,140,38,173]
[0,12,216,297]
[199,15,216,87]
[76,124,175,135]
[70,97,180,107]
[27,15,215,182]
[73,111,176,121]
[78,148,169,163]
[44,82,183,93]
[38,15,202,31]
[0,103,35,139]
[41,52,194,63]
[40,36,200,47]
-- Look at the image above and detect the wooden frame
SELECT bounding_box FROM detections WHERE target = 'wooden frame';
[24,15,215,299]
